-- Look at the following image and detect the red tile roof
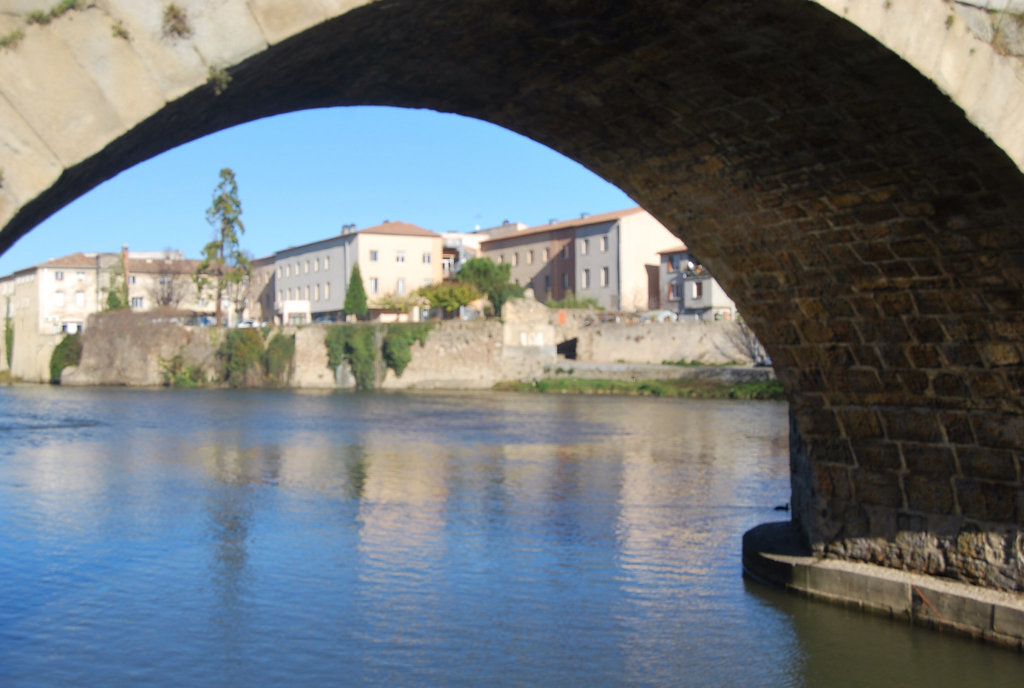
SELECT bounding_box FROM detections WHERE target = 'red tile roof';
[479,207,646,246]
[127,257,202,274]
[35,252,102,269]
[357,221,440,237]
[657,244,689,254]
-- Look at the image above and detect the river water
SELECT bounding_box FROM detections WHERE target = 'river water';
[0,386,1020,687]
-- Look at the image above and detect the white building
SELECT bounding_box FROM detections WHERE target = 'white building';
[273,221,444,324]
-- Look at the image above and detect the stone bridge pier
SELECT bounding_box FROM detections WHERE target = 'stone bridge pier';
[1,1,1023,592]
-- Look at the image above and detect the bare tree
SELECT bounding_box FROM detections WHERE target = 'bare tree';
[147,254,192,308]
[726,316,769,365]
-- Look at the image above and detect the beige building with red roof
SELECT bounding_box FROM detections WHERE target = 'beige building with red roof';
[0,248,261,381]
[273,221,443,324]
[1,251,117,381]
[478,208,681,311]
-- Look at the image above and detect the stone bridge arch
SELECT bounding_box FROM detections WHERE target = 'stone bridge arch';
[1,0,1023,591]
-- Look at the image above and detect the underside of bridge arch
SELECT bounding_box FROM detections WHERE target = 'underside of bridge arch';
[2,0,1023,591]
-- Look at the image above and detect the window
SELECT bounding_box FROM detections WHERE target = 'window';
[314,258,319,272]
[543,248,550,261]
[668,255,679,272]
[130,275,137,285]
[669,283,682,300]
[370,250,379,262]
[277,267,282,279]
[76,271,85,282]
[287,287,292,300]
[562,245,569,260]
[422,252,431,264]
[305,285,310,300]
[131,296,143,308]
[601,236,609,252]
[582,239,589,255]
[54,291,65,307]
[75,291,85,307]
[315,284,320,301]
[693,281,704,299]
[528,250,534,264]
[286,264,291,277]
[396,251,405,263]
[295,262,300,276]
[325,283,330,300]
[369,277,379,294]
[422,278,432,287]
[397,278,406,295]
[601,267,609,287]
[544,275,551,293]
[581,269,590,289]
[562,273,569,289]
[324,256,330,270]
[278,289,283,303]
[305,260,310,274]
[55,271,64,281]
[498,255,504,264]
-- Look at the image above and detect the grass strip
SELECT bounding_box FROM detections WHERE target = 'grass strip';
[494,377,786,400]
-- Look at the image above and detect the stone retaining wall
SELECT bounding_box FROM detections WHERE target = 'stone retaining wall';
[568,320,754,365]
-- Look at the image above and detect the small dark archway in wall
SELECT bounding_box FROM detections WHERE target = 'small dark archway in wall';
[557,338,578,361]
[3,1,1024,591]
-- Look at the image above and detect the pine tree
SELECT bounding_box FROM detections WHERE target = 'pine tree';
[344,264,368,320]
[194,168,250,326]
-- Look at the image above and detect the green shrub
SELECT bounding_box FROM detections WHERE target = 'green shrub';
[160,353,205,388]
[263,332,295,385]
[49,332,82,384]
[0,29,25,50]
[546,291,600,309]
[207,66,231,95]
[27,1,81,25]
[381,323,433,377]
[4,314,12,368]
[27,10,51,25]
[162,3,191,38]
[111,20,130,40]
[51,0,82,18]
[325,324,377,390]
[219,328,264,387]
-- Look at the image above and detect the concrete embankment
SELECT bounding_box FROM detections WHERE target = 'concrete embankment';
[743,521,1024,651]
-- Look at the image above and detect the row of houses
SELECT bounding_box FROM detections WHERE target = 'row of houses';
[1,208,734,380]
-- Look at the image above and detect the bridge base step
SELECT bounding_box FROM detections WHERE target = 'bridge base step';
[743,521,1024,651]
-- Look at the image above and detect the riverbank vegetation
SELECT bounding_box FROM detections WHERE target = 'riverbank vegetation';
[49,332,82,384]
[160,353,206,388]
[263,332,295,386]
[326,322,434,390]
[494,377,786,400]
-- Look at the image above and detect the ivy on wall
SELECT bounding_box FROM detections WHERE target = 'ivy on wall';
[326,322,434,390]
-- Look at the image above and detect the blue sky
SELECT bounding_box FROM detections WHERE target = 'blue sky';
[0,106,635,275]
